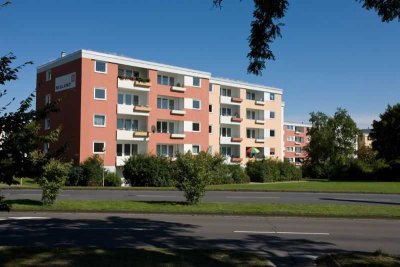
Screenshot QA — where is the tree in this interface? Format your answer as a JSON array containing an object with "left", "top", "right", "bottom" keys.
[
  {"left": 38, "top": 159, "right": 70, "bottom": 205},
  {"left": 370, "top": 103, "right": 400, "bottom": 161},
  {"left": 304, "top": 108, "right": 360, "bottom": 179},
  {"left": 213, "top": 0, "right": 400, "bottom": 75}
]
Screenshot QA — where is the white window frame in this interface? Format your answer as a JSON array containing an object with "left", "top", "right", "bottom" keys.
[
  {"left": 46, "top": 70, "right": 51, "bottom": 81},
  {"left": 192, "top": 122, "right": 201, "bottom": 132},
  {"left": 287, "top": 125, "right": 294, "bottom": 131},
  {"left": 287, "top": 136, "right": 295, "bottom": 141},
  {"left": 192, "top": 145, "right": 200, "bottom": 155},
  {"left": 93, "top": 141, "right": 106, "bottom": 154},
  {"left": 192, "top": 99, "right": 201, "bottom": 110},
  {"left": 286, "top": 146, "right": 294, "bottom": 152},
  {"left": 45, "top": 94, "right": 51, "bottom": 105},
  {"left": 94, "top": 61, "right": 107, "bottom": 74},
  {"left": 93, "top": 114, "right": 106, "bottom": 127},
  {"left": 192, "top": 77, "right": 201, "bottom": 87},
  {"left": 94, "top": 88, "right": 107, "bottom": 101}
]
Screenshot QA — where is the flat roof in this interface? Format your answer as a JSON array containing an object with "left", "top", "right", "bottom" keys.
[
  {"left": 210, "top": 77, "right": 282, "bottom": 94},
  {"left": 284, "top": 121, "right": 312, "bottom": 127}
]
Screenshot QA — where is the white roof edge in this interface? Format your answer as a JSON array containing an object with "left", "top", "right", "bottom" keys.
[
  {"left": 37, "top": 49, "right": 211, "bottom": 78},
  {"left": 284, "top": 121, "right": 312, "bottom": 127},
  {"left": 210, "top": 77, "right": 283, "bottom": 94}
]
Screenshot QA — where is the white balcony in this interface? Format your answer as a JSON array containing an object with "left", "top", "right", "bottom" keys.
[
  {"left": 255, "top": 138, "right": 265, "bottom": 143},
  {"left": 220, "top": 116, "right": 241, "bottom": 125},
  {"left": 170, "top": 109, "right": 186, "bottom": 115},
  {"left": 117, "top": 130, "right": 149, "bottom": 141},
  {"left": 170, "top": 133, "right": 185, "bottom": 139},
  {"left": 220, "top": 136, "right": 241, "bottom": 145},
  {"left": 255, "top": 119, "right": 265, "bottom": 125},
  {"left": 116, "top": 156, "right": 130, "bottom": 166},
  {"left": 171, "top": 86, "right": 186, "bottom": 92},
  {"left": 118, "top": 78, "right": 150, "bottom": 92},
  {"left": 117, "top": 104, "right": 150, "bottom": 116},
  {"left": 220, "top": 96, "right": 241, "bottom": 106},
  {"left": 255, "top": 100, "right": 265, "bottom": 106}
]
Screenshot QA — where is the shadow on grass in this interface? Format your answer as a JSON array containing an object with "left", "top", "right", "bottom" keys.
[{"left": 4, "top": 199, "right": 43, "bottom": 206}]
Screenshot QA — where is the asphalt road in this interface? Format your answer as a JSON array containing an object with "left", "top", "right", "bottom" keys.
[
  {"left": 1, "top": 212, "right": 399, "bottom": 266},
  {"left": 1, "top": 188, "right": 400, "bottom": 205}
]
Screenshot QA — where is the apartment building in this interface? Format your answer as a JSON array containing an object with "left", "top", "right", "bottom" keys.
[
  {"left": 36, "top": 50, "right": 284, "bottom": 176},
  {"left": 358, "top": 129, "right": 372, "bottom": 149},
  {"left": 283, "top": 122, "right": 311, "bottom": 166}
]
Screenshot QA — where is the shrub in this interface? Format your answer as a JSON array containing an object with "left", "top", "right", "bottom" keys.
[
  {"left": 0, "top": 195, "right": 11, "bottom": 212},
  {"left": 246, "top": 159, "right": 302, "bottom": 182},
  {"left": 66, "top": 166, "right": 84, "bottom": 186},
  {"left": 104, "top": 172, "right": 122, "bottom": 187},
  {"left": 81, "top": 155, "right": 104, "bottom": 186},
  {"left": 123, "top": 154, "right": 175, "bottom": 187},
  {"left": 38, "top": 160, "right": 70, "bottom": 205},
  {"left": 227, "top": 164, "right": 250, "bottom": 184},
  {"left": 175, "top": 152, "right": 211, "bottom": 204}
]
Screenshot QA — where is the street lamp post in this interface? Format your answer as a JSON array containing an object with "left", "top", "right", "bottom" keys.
[{"left": 102, "top": 147, "right": 106, "bottom": 187}]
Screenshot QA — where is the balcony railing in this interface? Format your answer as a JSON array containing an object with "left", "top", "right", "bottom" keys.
[
  {"left": 118, "top": 76, "right": 151, "bottom": 90},
  {"left": 231, "top": 137, "right": 243, "bottom": 143},
  {"left": 255, "top": 100, "right": 265, "bottom": 106},
  {"left": 170, "top": 133, "right": 185, "bottom": 139},
  {"left": 231, "top": 117, "right": 243, "bottom": 123},
  {"left": 255, "top": 119, "right": 265, "bottom": 125},
  {"left": 255, "top": 138, "right": 265, "bottom": 143},
  {"left": 133, "top": 105, "right": 151, "bottom": 113},
  {"left": 170, "top": 109, "right": 186, "bottom": 115},
  {"left": 171, "top": 85, "right": 186, "bottom": 92}
]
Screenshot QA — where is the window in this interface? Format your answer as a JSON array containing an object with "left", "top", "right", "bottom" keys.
[
  {"left": 124, "top": 120, "right": 132, "bottom": 131},
  {"left": 287, "top": 136, "right": 294, "bottom": 141},
  {"left": 124, "top": 144, "right": 131, "bottom": 156},
  {"left": 270, "top": 148, "right": 275, "bottom": 156},
  {"left": 118, "top": 94, "right": 124, "bottom": 104},
  {"left": 118, "top": 69, "right": 124, "bottom": 76},
  {"left": 287, "top": 125, "right": 294, "bottom": 130},
  {"left": 286, "top": 157, "right": 294, "bottom": 163},
  {"left": 157, "top": 121, "right": 175, "bottom": 133},
  {"left": 157, "top": 97, "right": 174, "bottom": 109},
  {"left": 46, "top": 70, "right": 51, "bottom": 81},
  {"left": 270, "top": 93, "right": 275, "bottom": 100},
  {"left": 193, "top": 77, "right": 200, "bottom": 87},
  {"left": 94, "top": 114, "right": 106, "bottom": 127},
  {"left": 246, "top": 91, "right": 255, "bottom": 100},
  {"left": 209, "top": 125, "right": 212, "bottom": 134},
  {"left": 125, "top": 94, "right": 132, "bottom": 105},
  {"left": 209, "top": 84, "right": 213, "bottom": 92},
  {"left": 117, "top": 119, "right": 124, "bottom": 130},
  {"left": 116, "top": 144, "right": 123, "bottom": 156},
  {"left": 270, "top": 130, "right": 275, "bottom": 137},
  {"left": 45, "top": 94, "right": 51, "bottom": 105},
  {"left": 220, "top": 146, "right": 232, "bottom": 157},
  {"left": 295, "top": 147, "right": 303, "bottom": 153},
  {"left": 295, "top": 126, "right": 305, "bottom": 133},
  {"left": 247, "top": 129, "right": 256, "bottom": 139},
  {"left": 95, "top": 61, "right": 107, "bottom": 73},
  {"left": 193, "top": 99, "right": 200, "bottom": 109},
  {"left": 221, "top": 127, "right": 231, "bottom": 137},
  {"left": 157, "top": 74, "right": 174, "bottom": 86},
  {"left": 192, "top": 122, "right": 200, "bottom": 132},
  {"left": 221, "top": 107, "right": 232, "bottom": 116},
  {"left": 270, "top": 111, "right": 275, "bottom": 119},
  {"left": 295, "top": 157, "right": 304, "bottom": 163},
  {"left": 286, "top": 147, "right": 294, "bottom": 152},
  {"left": 246, "top": 110, "right": 256, "bottom": 120},
  {"left": 93, "top": 142, "right": 105, "bottom": 153},
  {"left": 209, "top": 104, "right": 213, "bottom": 113},
  {"left": 44, "top": 143, "right": 49, "bottom": 154},
  {"left": 94, "top": 88, "right": 106, "bottom": 100},
  {"left": 221, "top": 88, "right": 232, "bottom": 97},
  {"left": 192, "top": 145, "right": 200, "bottom": 154},
  {"left": 295, "top": 136, "right": 304, "bottom": 143},
  {"left": 156, "top": 144, "right": 174, "bottom": 157},
  {"left": 44, "top": 117, "right": 50, "bottom": 130}
]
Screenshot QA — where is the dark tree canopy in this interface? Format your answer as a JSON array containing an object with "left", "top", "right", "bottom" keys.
[
  {"left": 214, "top": 0, "right": 400, "bottom": 75},
  {"left": 370, "top": 103, "right": 400, "bottom": 161}
]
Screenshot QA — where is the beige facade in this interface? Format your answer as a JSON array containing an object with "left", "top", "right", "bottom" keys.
[{"left": 210, "top": 78, "right": 284, "bottom": 165}]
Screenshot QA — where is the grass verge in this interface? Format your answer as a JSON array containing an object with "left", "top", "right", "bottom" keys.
[
  {"left": 0, "top": 246, "right": 270, "bottom": 267},
  {"left": 2, "top": 181, "right": 400, "bottom": 194},
  {"left": 316, "top": 251, "right": 400, "bottom": 267},
  {"left": 4, "top": 199, "right": 400, "bottom": 218}
]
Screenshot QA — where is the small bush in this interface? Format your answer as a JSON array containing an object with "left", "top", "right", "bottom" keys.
[
  {"left": 0, "top": 195, "right": 11, "bottom": 212},
  {"left": 123, "top": 155, "right": 175, "bottom": 187},
  {"left": 81, "top": 155, "right": 104, "bottom": 186},
  {"left": 175, "top": 152, "right": 211, "bottom": 204},
  {"left": 227, "top": 165, "right": 250, "bottom": 184},
  {"left": 246, "top": 159, "right": 302, "bottom": 182},
  {"left": 66, "top": 166, "right": 84, "bottom": 186},
  {"left": 38, "top": 160, "right": 70, "bottom": 205},
  {"left": 104, "top": 172, "right": 122, "bottom": 187}
]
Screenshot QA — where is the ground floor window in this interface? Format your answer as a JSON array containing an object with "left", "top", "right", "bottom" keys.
[
  {"left": 156, "top": 144, "right": 174, "bottom": 157},
  {"left": 116, "top": 143, "right": 138, "bottom": 157}
]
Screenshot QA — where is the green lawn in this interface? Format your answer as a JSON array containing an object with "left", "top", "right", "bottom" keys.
[
  {"left": 5, "top": 199, "right": 400, "bottom": 218},
  {"left": 0, "top": 247, "right": 270, "bottom": 267},
  {"left": 2, "top": 180, "right": 400, "bottom": 194},
  {"left": 317, "top": 251, "right": 400, "bottom": 267}
]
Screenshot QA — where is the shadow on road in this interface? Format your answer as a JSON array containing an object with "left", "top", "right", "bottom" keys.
[{"left": 320, "top": 197, "right": 400, "bottom": 206}]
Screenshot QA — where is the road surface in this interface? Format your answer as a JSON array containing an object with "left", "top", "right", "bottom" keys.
[{"left": 1, "top": 188, "right": 400, "bottom": 205}]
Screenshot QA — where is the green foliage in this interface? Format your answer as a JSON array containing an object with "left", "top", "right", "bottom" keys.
[
  {"left": 66, "top": 166, "right": 84, "bottom": 186},
  {"left": 81, "top": 155, "right": 104, "bottom": 186},
  {"left": 174, "top": 152, "right": 212, "bottom": 204},
  {"left": 246, "top": 159, "right": 302, "bottom": 182},
  {"left": 123, "top": 154, "right": 175, "bottom": 187},
  {"left": 104, "top": 172, "right": 122, "bottom": 187},
  {"left": 0, "top": 195, "right": 11, "bottom": 212},
  {"left": 38, "top": 159, "right": 70, "bottom": 205},
  {"left": 304, "top": 108, "right": 360, "bottom": 179},
  {"left": 227, "top": 164, "right": 250, "bottom": 184},
  {"left": 370, "top": 103, "right": 400, "bottom": 162},
  {"left": 357, "top": 145, "right": 378, "bottom": 164}
]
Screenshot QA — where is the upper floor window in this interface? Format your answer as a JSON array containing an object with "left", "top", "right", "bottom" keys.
[
  {"left": 220, "top": 146, "right": 232, "bottom": 157},
  {"left": 45, "top": 94, "right": 51, "bottom": 105},
  {"left": 193, "top": 99, "right": 201, "bottom": 109},
  {"left": 270, "top": 148, "right": 275, "bottom": 155},
  {"left": 287, "top": 136, "right": 294, "bottom": 142},
  {"left": 270, "top": 93, "right": 275, "bottom": 101},
  {"left": 221, "top": 88, "right": 232, "bottom": 97},
  {"left": 247, "top": 129, "right": 256, "bottom": 139},
  {"left": 116, "top": 143, "right": 138, "bottom": 157},
  {"left": 193, "top": 77, "right": 200, "bottom": 87},
  {"left": 192, "top": 122, "right": 200, "bottom": 132},
  {"left": 270, "top": 130, "right": 275, "bottom": 137},
  {"left": 93, "top": 114, "right": 106, "bottom": 127},
  {"left": 156, "top": 144, "right": 174, "bottom": 157},
  {"left": 221, "top": 107, "right": 232, "bottom": 116},
  {"left": 44, "top": 117, "right": 50, "bottom": 130},
  {"left": 93, "top": 142, "right": 105, "bottom": 154},
  {"left": 46, "top": 70, "right": 51, "bottom": 81},
  {"left": 95, "top": 61, "right": 107, "bottom": 73},
  {"left": 246, "top": 110, "right": 256, "bottom": 120},
  {"left": 295, "top": 136, "right": 304, "bottom": 143},
  {"left": 287, "top": 125, "right": 294, "bottom": 130},
  {"left": 94, "top": 88, "right": 106, "bottom": 100},
  {"left": 221, "top": 127, "right": 232, "bottom": 137},
  {"left": 209, "top": 84, "right": 213, "bottom": 92},
  {"left": 157, "top": 97, "right": 175, "bottom": 109},
  {"left": 157, "top": 75, "right": 174, "bottom": 86},
  {"left": 270, "top": 111, "right": 275, "bottom": 119},
  {"left": 157, "top": 121, "right": 175, "bottom": 133},
  {"left": 287, "top": 147, "right": 294, "bottom": 152},
  {"left": 246, "top": 91, "right": 255, "bottom": 100},
  {"left": 209, "top": 125, "right": 212, "bottom": 134}
]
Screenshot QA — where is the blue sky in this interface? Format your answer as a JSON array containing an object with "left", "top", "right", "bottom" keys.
[{"left": 1, "top": 0, "right": 399, "bottom": 128}]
